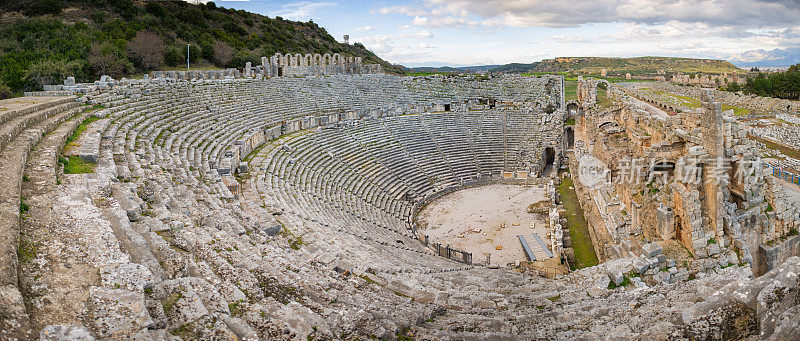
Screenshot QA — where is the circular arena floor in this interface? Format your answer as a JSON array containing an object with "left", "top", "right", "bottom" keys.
[{"left": 415, "top": 184, "right": 550, "bottom": 266}]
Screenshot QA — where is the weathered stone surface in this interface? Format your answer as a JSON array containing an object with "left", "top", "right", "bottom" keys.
[
  {"left": 39, "top": 324, "right": 95, "bottom": 341},
  {"left": 88, "top": 287, "right": 152, "bottom": 338},
  {"left": 641, "top": 242, "right": 663, "bottom": 258},
  {"left": 6, "top": 74, "right": 800, "bottom": 340}
]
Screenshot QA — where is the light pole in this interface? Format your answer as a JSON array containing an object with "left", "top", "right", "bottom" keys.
[{"left": 187, "top": 44, "right": 190, "bottom": 70}]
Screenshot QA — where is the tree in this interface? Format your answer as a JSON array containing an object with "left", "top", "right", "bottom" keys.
[
  {"left": 788, "top": 63, "right": 800, "bottom": 73},
  {"left": 164, "top": 47, "right": 182, "bottom": 67},
  {"left": 213, "top": 41, "right": 234, "bottom": 67},
  {"left": 128, "top": 31, "right": 164, "bottom": 70},
  {"left": 0, "top": 82, "right": 12, "bottom": 100},
  {"left": 89, "top": 42, "right": 124, "bottom": 77},
  {"left": 724, "top": 82, "right": 740, "bottom": 93},
  {"left": 188, "top": 44, "right": 201, "bottom": 63},
  {"left": 23, "top": 59, "right": 82, "bottom": 91},
  {"left": 145, "top": 2, "right": 165, "bottom": 17},
  {"left": 22, "top": 0, "right": 62, "bottom": 16}
]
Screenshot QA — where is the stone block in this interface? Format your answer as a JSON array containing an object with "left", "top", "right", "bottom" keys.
[
  {"left": 729, "top": 252, "right": 739, "bottom": 265},
  {"left": 633, "top": 257, "right": 650, "bottom": 275},
  {"left": 688, "top": 145, "right": 705, "bottom": 156},
  {"left": 642, "top": 242, "right": 663, "bottom": 258},
  {"left": 607, "top": 268, "right": 624, "bottom": 286},
  {"left": 707, "top": 243, "right": 720, "bottom": 256},
  {"left": 88, "top": 288, "right": 152, "bottom": 338},
  {"left": 653, "top": 270, "right": 670, "bottom": 283},
  {"left": 39, "top": 325, "right": 94, "bottom": 341},
  {"left": 647, "top": 257, "right": 659, "bottom": 269}
]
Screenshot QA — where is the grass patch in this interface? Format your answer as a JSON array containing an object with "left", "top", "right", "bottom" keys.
[
  {"left": 228, "top": 300, "right": 245, "bottom": 317},
  {"left": 242, "top": 142, "right": 268, "bottom": 163},
  {"left": 60, "top": 156, "right": 95, "bottom": 174},
  {"left": 557, "top": 173, "right": 599, "bottom": 269},
  {"left": 169, "top": 323, "right": 196, "bottom": 339},
  {"left": 19, "top": 197, "right": 29, "bottom": 214},
  {"left": 749, "top": 134, "right": 800, "bottom": 160},
  {"left": 65, "top": 115, "right": 100, "bottom": 149},
  {"left": 564, "top": 79, "right": 577, "bottom": 101},
  {"left": 278, "top": 221, "right": 305, "bottom": 250},
  {"left": 17, "top": 238, "right": 37, "bottom": 264},
  {"left": 162, "top": 292, "right": 183, "bottom": 315},
  {"left": 359, "top": 274, "right": 384, "bottom": 287},
  {"left": 596, "top": 86, "right": 613, "bottom": 109},
  {"left": 607, "top": 273, "right": 636, "bottom": 289}
]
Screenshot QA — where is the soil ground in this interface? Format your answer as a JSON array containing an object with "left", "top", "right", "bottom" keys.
[{"left": 416, "top": 184, "right": 550, "bottom": 266}]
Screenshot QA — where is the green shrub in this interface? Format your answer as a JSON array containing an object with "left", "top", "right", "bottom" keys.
[
  {"left": 188, "top": 44, "right": 201, "bottom": 63},
  {"left": 62, "top": 156, "right": 96, "bottom": 174},
  {"left": 0, "top": 82, "right": 12, "bottom": 100},
  {"left": 164, "top": 47, "right": 183, "bottom": 67},
  {"left": 23, "top": 59, "right": 83, "bottom": 91},
  {"left": 145, "top": 2, "right": 165, "bottom": 17},
  {"left": 22, "top": 0, "right": 63, "bottom": 16},
  {"left": 0, "top": 0, "right": 403, "bottom": 94}
]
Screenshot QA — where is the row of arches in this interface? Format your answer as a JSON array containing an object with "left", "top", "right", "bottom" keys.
[
  {"left": 268, "top": 53, "right": 362, "bottom": 68},
  {"left": 639, "top": 96, "right": 678, "bottom": 113}
]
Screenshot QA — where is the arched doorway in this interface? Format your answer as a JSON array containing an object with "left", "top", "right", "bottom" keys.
[
  {"left": 565, "top": 127, "right": 574, "bottom": 148},
  {"left": 566, "top": 102, "right": 579, "bottom": 117},
  {"left": 541, "top": 147, "right": 555, "bottom": 177}
]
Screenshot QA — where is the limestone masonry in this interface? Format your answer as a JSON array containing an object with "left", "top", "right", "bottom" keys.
[{"left": 0, "top": 66, "right": 798, "bottom": 340}]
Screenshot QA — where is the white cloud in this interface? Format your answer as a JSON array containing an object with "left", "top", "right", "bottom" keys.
[
  {"left": 375, "top": 5, "right": 428, "bottom": 16},
  {"left": 376, "top": 0, "right": 800, "bottom": 30},
  {"left": 365, "top": 0, "right": 800, "bottom": 66},
  {"left": 353, "top": 30, "right": 436, "bottom": 61},
  {"left": 412, "top": 16, "right": 478, "bottom": 28},
  {"left": 270, "top": 2, "right": 338, "bottom": 21},
  {"left": 356, "top": 26, "right": 373, "bottom": 31}
]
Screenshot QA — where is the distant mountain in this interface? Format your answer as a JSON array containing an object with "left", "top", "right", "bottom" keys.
[
  {"left": 403, "top": 57, "right": 742, "bottom": 76},
  {"left": 400, "top": 62, "right": 492, "bottom": 68},
  {"left": 728, "top": 47, "right": 800, "bottom": 69},
  {"left": 489, "top": 63, "right": 540, "bottom": 73},
  {"left": 403, "top": 65, "right": 501, "bottom": 74},
  {"left": 532, "top": 57, "right": 742, "bottom": 74}
]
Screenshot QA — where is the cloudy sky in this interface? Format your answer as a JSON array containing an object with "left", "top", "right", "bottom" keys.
[{"left": 212, "top": 0, "right": 800, "bottom": 66}]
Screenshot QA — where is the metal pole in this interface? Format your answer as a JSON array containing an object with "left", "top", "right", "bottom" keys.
[{"left": 187, "top": 44, "right": 190, "bottom": 70}]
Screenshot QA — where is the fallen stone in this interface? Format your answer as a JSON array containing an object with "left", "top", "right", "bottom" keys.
[
  {"left": 641, "top": 242, "right": 663, "bottom": 258},
  {"left": 39, "top": 325, "right": 95, "bottom": 341}
]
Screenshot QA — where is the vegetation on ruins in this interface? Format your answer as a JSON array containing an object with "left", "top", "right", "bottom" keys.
[
  {"left": 0, "top": 0, "right": 402, "bottom": 95},
  {"left": 60, "top": 156, "right": 95, "bottom": 174},
  {"left": 556, "top": 173, "right": 599, "bottom": 269},
  {"left": 739, "top": 63, "right": 800, "bottom": 100}
]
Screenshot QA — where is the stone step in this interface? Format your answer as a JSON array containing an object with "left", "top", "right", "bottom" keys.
[
  {"left": 23, "top": 112, "right": 91, "bottom": 198},
  {"left": 0, "top": 96, "right": 75, "bottom": 127},
  {"left": 0, "top": 102, "right": 81, "bottom": 153},
  {"left": 0, "top": 104, "right": 85, "bottom": 340}
]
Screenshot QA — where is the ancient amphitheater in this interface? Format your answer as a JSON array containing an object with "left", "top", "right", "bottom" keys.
[{"left": 0, "top": 66, "right": 798, "bottom": 341}]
